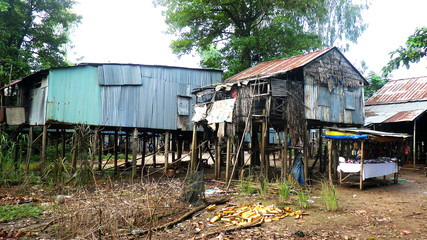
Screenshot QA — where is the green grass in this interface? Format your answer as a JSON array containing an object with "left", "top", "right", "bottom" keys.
[
  {"left": 296, "top": 188, "right": 309, "bottom": 209},
  {"left": 321, "top": 181, "right": 338, "bottom": 211},
  {"left": 278, "top": 180, "right": 290, "bottom": 202},
  {"left": 239, "top": 169, "right": 257, "bottom": 195},
  {"left": 0, "top": 204, "right": 48, "bottom": 221}
]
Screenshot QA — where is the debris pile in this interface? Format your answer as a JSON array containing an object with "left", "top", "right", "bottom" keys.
[{"left": 208, "top": 204, "right": 307, "bottom": 227}]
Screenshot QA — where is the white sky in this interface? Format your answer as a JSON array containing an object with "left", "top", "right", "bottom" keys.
[{"left": 69, "top": 0, "right": 427, "bottom": 79}]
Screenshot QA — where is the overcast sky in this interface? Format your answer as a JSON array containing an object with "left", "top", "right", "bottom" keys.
[{"left": 69, "top": 0, "right": 427, "bottom": 79}]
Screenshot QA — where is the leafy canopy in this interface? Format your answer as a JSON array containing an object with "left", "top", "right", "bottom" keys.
[
  {"left": 0, "top": 0, "right": 81, "bottom": 85},
  {"left": 364, "top": 71, "right": 389, "bottom": 101},
  {"left": 155, "top": 0, "right": 367, "bottom": 78},
  {"left": 382, "top": 27, "right": 427, "bottom": 76}
]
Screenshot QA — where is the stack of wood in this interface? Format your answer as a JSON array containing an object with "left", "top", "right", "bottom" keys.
[{"left": 208, "top": 204, "right": 307, "bottom": 227}]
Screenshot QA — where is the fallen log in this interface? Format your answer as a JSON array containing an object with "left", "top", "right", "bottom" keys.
[
  {"left": 134, "top": 196, "right": 231, "bottom": 237},
  {"left": 194, "top": 219, "right": 263, "bottom": 240}
]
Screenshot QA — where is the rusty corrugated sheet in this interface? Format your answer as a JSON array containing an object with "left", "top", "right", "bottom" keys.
[
  {"left": 366, "top": 76, "right": 427, "bottom": 105},
  {"left": 384, "top": 109, "right": 426, "bottom": 123},
  {"left": 226, "top": 47, "right": 334, "bottom": 82},
  {"left": 365, "top": 101, "right": 427, "bottom": 125}
]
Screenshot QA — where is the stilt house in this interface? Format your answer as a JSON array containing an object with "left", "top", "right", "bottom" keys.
[
  {"left": 191, "top": 47, "right": 368, "bottom": 182},
  {"left": 0, "top": 63, "right": 222, "bottom": 174}
]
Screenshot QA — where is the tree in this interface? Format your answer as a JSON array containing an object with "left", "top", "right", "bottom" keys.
[
  {"left": 0, "top": 0, "right": 81, "bottom": 85},
  {"left": 155, "top": 0, "right": 367, "bottom": 78},
  {"left": 364, "top": 71, "right": 388, "bottom": 101},
  {"left": 382, "top": 27, "right": 427, "bottom": 76}
]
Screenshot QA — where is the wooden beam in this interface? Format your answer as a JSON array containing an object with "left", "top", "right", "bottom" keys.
[
  {"left": 98, "top": 132, "right": 103, "bottom": 171},
  {"left": 125, "top": 131, "right": 129, "bottom": 168},
  {"left": 152, "top": 135, "right": 157, "bottom": 167},
  {"left": 303, "top": 121, "right": 308, "bottom": 184},
  {"left": 328, "top": 139, "right": 332, "bottom": 184},
  {"left": 140, "top": 134, "right": 146, "bottom": 177},
  {"left": 62, "top": 128, "right": 66, "bottom": 161},
  {"left": 40, "top": 125, "right": 47, "bottom": 174},
  {"left": 91, "top": 128, "right": 98, "bottom": 169},
  {"left": 261, "top": 118, "right": 267, "bottom": 179},
  {"left": 114, "top": 129, "right": 118, "bottom": 174},
  {"left": 413, "top": 120, "right": 416, "bottom": 168},
  {"left": 190, "top": 123, "right": 198, "bottom": 173},
  {"left": 225, "top": 136, "right": 232, "bottom": 183},
  {"left": 71, "top": 129, "right": 77, "bottom": 174},
  {"left": 215, "top": 136, "right": 220, "bottom": 179},
  {"left": 164, "top": 131, "right": 170, "bottom": 173},
  {"left": 132, "top": 128, "right": 138, "bottom": 178},
  {"left": 282, "top": 126, "right": 288, "bottom": 181},
  {"left": 360, "top": 140, "right": 364, "bottom": 190}
]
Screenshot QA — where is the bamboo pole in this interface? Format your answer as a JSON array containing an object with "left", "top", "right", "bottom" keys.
[{"left": 132, "top": 128, "right": 138, "bottom": 178}]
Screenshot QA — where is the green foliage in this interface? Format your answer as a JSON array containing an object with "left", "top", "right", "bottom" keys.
[
  {"left": 0, "top": 204, "right": 48, "bottom": 221},
  {"left": 278, "top": 180, "right": 290, "bottom": 202},
  {"left": 155, "top": 0, "right": 367, "bottom": 77},
  {"left": 383, "top": 27, "right": 427, "bottom": 76},
  {"left": 296, "top": 188, "right": 309, "bottom": 209},
  {"left": 364, "top": 71, "right": 389, "bottom": 100},
  {"left": 239, "top": 168, "right": 256, "bottom": 195},
  {"left": 321, "top": 181, "right": 338, "bottom": 211},
  {"left": 259, "top": 177, "right": 268, "bottom": 198},
  {"left": 0, "top": 0, "right": 81, "bottom": 85}
]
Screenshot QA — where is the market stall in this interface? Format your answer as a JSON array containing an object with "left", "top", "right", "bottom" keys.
[{"left": 323, "top": 128, "right": 410, "bottom": 190}]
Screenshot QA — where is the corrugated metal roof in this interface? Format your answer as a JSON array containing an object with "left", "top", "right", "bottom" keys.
[
  {"left": 384, "top": 109, "right": 426, "bottom": 123},
  {"left": 365, "top": 101, "right": 427, "bottom": 125},
  {"left": 226, "top": 47, "right": 335, "bottom": 82},
  {"left": 327, "top": 127, "right": 410, "bottom": 138},
  {"left": 366, "top": 76, "right": 427, "bottom": 105}
]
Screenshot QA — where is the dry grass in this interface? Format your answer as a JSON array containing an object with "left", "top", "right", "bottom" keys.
[{"left": 54, "top": 179, "right": 189, "bottom": 239}]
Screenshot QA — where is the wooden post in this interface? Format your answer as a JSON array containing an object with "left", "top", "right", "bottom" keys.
[
  {"left": 261, "top": 118, "right": 267, "bottom": 179},
  {"left": 332, "top": 140, "right": 338, "bottom": 179},
  {"left": 225, "top": 136, "right": 232, "bottom": 183},
  {"left": 62, "top": 128, "right": 66, "bottom": 161},
  {"left": 14, "top": 138, "right": 19, "bottom": 170},
  {"left": 91, "top": 128, "right": 98, "bottom": 169},
  {"left": 114, "top": 129, "right": 118, "bottom": 174},
  {"left": 140, "top": 134, "right": 146, "bottom": 174},
  {"left": 98, "top": 132, "right": 103, "bottom": 171},
  {"left": 177, "top": 134, "right": 182, "bottom": 161},
  {"left": 282, "top": 126, "right": 288, "bottom": 181},
  {"left": 25, "top": 127, "right": 33, "bottom": 174},
  {"left": 164, "top": 131, "right": 170, "bottom": 173},
  {"left": 328, "top": 139, "right": 332, "bottom": 184},
  {"left": 303, "top": 122, "right": 308, "bottom": 184},
  {"left": 190, "top": 123, "right": 198, "bottom": 173},
  {"left": 125, "top": 131, "right": 129, "bottom": 168},
  {"left": 215, "top": 136, "right": 221, "bottom": 179},
  {"left": 250, "top": 123, "right": 260, "bottom": 166},
  {"left": 171, "top": 132, "right": 176, "bottom": 163},
  {"left": 318, "top": 128, "right": 323, "bottom": 172},
  {"left": 360, "top": 140, "right": 364, "bottom": 190},
  {"left": 413, "top": 120, "right": 417, "bottom": 168},
  {"left": 71, "top": 129, "right": 78, "bottom": 174},
  {"left": 40, "top": 125, "right": 47, "bottom": 174},
  {"left": 152, "top": 135, "right": 157, "bottom": 167},
  {"left": 132, "top": 128, "right": 138, "bottom": 178}
]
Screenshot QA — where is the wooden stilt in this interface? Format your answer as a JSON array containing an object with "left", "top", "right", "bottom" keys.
[
  {"left": 250, "top": 123, "right": 260, "bottom": 166},
  {"left": 125, "top": 131, "right": 129, "bottom": 168},
  {"left": 141, "top": 134, "right": 146, "bottom": 174},
  {"left": 132, "top": 128, "right": 138, "bottom": 178},
  {"left": 177, "top": 134, "right": 182, "bottom": 161},
  {"left": 152, "top": 135, "right": 157, "bottom": 168},
  {"left": 26, "top": 126, "right": 33, "bottom": 174},
  {"left": 40, "top": 125, "right": 47, "bottom": 174},
  {"left": 215, "top": 136, "right": 220, "bottom": 179},
  {"left": 164, "top": 131, "right": 170, "bottom": 173},
  {"left": 413, "top": 120, "right": 417, "bottom": 168},
  {"left": 318, "top": 128, "right": 323, "bottom": 172},
  {"left": 114, "top": 129, "right": 118, "bottom": 174},
  {"left": 328, "top": 139, "right": 332, "bottom": 184},
  {"left": 261, "top": 118, "right": 267, "bottom": 179},
  {"left": 171, "top": 132, "right": 176, "bottom": 163},
  {"left": 282, "top": 126, "right": 288, "bottom": 181},
  {"left": 71, "top": 129, "right": 77, "bottom": 174},
  {"left": 303, "top": 121, "right": 308, "bottom": 184},
  {"left": 226, "top": 136, "right": 232, "bottom": 183},
  {"left": 332, "top": 141, "right": 337, "bottom": 179},
  {"left": 62, "top": 128, "right": 66, "bottom": 161},
  {"left": 14, "top": 137, "right": 19, "bottom": 170},
  {"left": 98, "top": 132, "right": 103, "bottom": 171},
  {"left": 91, "top": 128, "right": 98, "bottom": 169},
  {"left": 360, "top": 140, "right": 364, "bottom": 190},
  {"left": 190, "top": 123, "right": 198, "bottom": 173}
]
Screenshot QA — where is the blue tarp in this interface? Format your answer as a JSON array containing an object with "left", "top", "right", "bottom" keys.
[{"left": 322, "top": 134, "right": 367, "bottom": 140}]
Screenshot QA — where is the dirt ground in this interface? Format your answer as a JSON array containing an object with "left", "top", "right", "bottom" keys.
[{"left": 0, "top": 166, "right": 426, "bottom": 240}]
